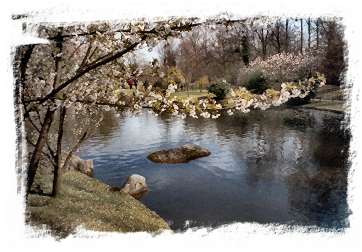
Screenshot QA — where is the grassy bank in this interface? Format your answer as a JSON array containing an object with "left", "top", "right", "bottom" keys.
[
  {"left": 171, "top": 89, "right": 210, "bottom": 100},
  {"left": 27, "top": 171, "right": 170, "bottom": 237},
  {"left": 299, "top": 99, "right": 345, "bottom": 114},
  {"left": 298, "top": 85, "right": 347, "bottom": 114}
]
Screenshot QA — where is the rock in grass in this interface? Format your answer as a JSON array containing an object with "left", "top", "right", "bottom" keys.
[
  {"left": 66, "top": 155, "right": 94, "bottom": 177},
  {"left": 147, "top": 144, "right": 211, "bottom": 163},
  {"left": 121, "top": 174, "right": 149, "bottom": 200},
  {"left": 27, "top": 171, "right": 169, "bottom": 237}
]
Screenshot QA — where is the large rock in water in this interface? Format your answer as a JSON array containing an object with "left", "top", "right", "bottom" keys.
[
  {"left": 121, "top": 174, "right": 149, "bottom": 200},
  {"left": 147, "top": 144, "right": 211, "bottom": 163}
]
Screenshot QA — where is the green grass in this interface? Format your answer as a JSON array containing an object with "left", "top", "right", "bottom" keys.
[{"left": 171, "top": 89, "right": 212, "bottom": 100}]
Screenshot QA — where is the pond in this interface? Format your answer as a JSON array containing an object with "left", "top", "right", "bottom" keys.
[{"left": 79, "top": 108, "right": 350, "bottom": 231}]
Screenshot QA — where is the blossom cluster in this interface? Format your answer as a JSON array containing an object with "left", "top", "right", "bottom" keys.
[
  {"left": 23, "top": 19, "right": 326, "bottom": 151},
  {"left": 142, "top": 73, "right": 325, "bottom": 119},
  {"left": 241, "top": 52, "right": 322, "bottom": 83}
]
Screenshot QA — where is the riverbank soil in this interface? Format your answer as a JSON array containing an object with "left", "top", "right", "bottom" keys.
[{"left": 26, "top": 171, "right": 169, "bottom": 238}]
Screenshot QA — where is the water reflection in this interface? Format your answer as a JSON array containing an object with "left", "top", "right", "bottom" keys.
[{"left": 79, "top": 108, "right": 350, "bottom": 230}]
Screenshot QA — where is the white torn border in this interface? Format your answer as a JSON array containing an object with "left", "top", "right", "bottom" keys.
[{"left": 0, "top": 0, "right": 361, "bottom": 251}]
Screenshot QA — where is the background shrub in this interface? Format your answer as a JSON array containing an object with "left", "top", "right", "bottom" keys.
[
  {"left": 245, "top": 72, "right": 268, "bottom": 94},
  {"left": 207, "top": 80, "right": 231, "bottom": 100}
]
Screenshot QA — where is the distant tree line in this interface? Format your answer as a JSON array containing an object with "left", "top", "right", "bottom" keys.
[{"left": 156, "top": 17, "right": 346, "bottom": 87}]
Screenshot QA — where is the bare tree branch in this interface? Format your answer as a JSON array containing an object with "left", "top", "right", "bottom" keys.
[
  {"left": 26, "top": 135, "right": 56, "bottom": 167},
  {"left": 27, "top": 115, "right": 56, "bottom": 159},
  {"left": 62, "top": 131, "right": 89, "bottom": 171},
  {"left": 77, "top": 40, "right": 94, "bottom": 71}
]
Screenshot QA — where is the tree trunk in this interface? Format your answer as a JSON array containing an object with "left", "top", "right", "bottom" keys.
[
  {"left": 285, "top": 19, "right": 289, "bottom": 52},
  {"left": 26, "top": 108, "right": 55, "bottom": 195},
  {"left": 258, "top": 28, "right": 268, "bottom": 59},
  {"left": 51, "top": 30, "right": 65, "bottom": 197},
  {"left": 241, "top": 34, "right": 250, "bottom": 66},
  {"left": 307, "top": 18, "right": 311, "bottom": 50},
  {"left": 316, "top": 19, "right": 320, "bottom": 49},
  {"left": 52, "top": 30, "right": 64, "bottom": 89},
  {"left": 14, "top": 45, "right": 35, "bottom": 189},
  {"left": 300, "top": 19, "right": 303, "bottom": 54},
  {"left": 275, "top": 22, "right": 281, "bottom": 53},
  {"left": 51, "top": 107, "right": 66, "bottom": 196}
]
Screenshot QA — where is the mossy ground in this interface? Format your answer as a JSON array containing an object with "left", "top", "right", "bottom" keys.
[{"left": 26, "top": 171, "right": 169, "bottom": 238}]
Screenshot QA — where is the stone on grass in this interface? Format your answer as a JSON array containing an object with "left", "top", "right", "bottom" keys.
[
  {"left": 66, "top": 155, "right": 94, "bottom": 177},
  {"left": 121, "top": 174, "right": 148, "bottom": 200}
]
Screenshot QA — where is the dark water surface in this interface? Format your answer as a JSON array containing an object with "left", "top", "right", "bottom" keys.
[{"left": 79, "top": 108, "right": 350, "bottom": 230}]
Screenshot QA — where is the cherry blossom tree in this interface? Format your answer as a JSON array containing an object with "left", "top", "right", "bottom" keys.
[
  {"left": 15, "top": 17, "right": 326, "bottom": 197},
  {"left": 243, "top": 51, "right": 323, "bottom": 83}
]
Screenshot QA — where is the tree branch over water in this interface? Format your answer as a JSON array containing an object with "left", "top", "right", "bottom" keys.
[{"left": 18, "top": 16, "right": 336, "bottom": 198}]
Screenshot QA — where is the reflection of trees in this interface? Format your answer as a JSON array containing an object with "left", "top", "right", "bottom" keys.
[
  {"left": 286, "top": 114, "right": 349, "bottom": 228},
  {"left": 158, "top": 113, "right": 176, "bottom": 142},
  {"left": 286, "top": 166, "right": 348, "bottom": 227},
  {"left": 282, "top": 110, "right": 313, "bottom": 132},
  {"left": 234, "top": 109, "right": 308, "bottom": 187},
  {"left": 96, "top": 111, "right": 120, "bottom": 138},
  {"left": 60, "top": 108, "right": 118, "bottom": 147},
  {"left": 312, "top": 115, "right": 350, "bottom": 167}
]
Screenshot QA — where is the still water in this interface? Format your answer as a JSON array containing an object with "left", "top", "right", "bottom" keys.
[{"left": 79, "top": 108, "right": 350, "bottom": 230}]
